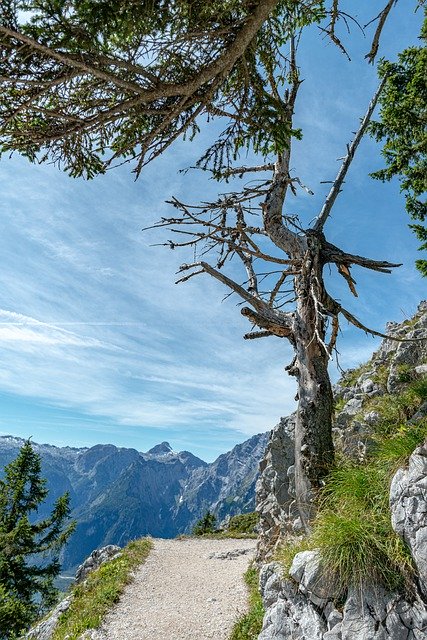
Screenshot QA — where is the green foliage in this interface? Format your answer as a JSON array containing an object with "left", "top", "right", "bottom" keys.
[
  {"left": 333, "top": 397, "right": 346, "bottom": 414},
  {"left": 370, "top": 11, "right": 427, "bottom": 275},
  {"left": 192, "top": 510, "right": 217, "bottom": 536},
  {"left": 339, "top": 363, "right": 370, "bottom": 388},
  {"left": 0, "top": 584, "right": 33, "bottom": 640},
  {"left": 52, "top": 538, "right": 152, "bottom": 640},
  {"left": 395, "top": 363, "right": 415, "bottom": 384},
  {"left": 0, "top": 1, "right": 327, "bottom": 177},
  {"left": 0, "top": 441, "right": 75, "bottom": 639},
  {"left": 373, "top": 418, "right": 427, "bottom": 469},
  {"left": 275, "top": 537, "right": 312, "bottom": 574},
  {"left": 228, "top": 512, "right": 259, "bottom": 534},
  {"left": 229, "top": 565, "right": 264, "bottom": 640},
  {"left": 365, "top": 377, "right": 427, "bottom": 437},
  {"left": 371, "top": 364, "right": 390, "bottom": 389}
]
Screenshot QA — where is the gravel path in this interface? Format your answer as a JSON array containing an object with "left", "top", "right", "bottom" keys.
[{"left": 95, "top": 538, "right": 256, "bottom": 640}]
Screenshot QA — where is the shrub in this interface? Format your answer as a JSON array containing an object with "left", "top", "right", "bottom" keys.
[
  {"left": 228, "top": 512, "right": 259, "bottom": 534},
  {"left": 192, "top": 511, "right": 217, "bottom": 535},
  {"left": 311, "top": 462, "right": 413, "bottom": 596}
]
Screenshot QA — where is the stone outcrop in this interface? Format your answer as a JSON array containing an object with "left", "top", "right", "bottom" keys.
[
  {"left": 255, "top": 416, "right": 295, "bottom": 561},
  {"left": 24, "top": 597, "right": 73, "bottom": 640},
  {"left": 259, "top": 535, "right": 427, "bottom": 640},
  {"left": 256, "top": 301, "right": 427, "bottom": 639},
  {"left": 256, "top": 301, "right": 427, "bottom": 559},
  {"left": 75, "top": 545, "right": 122, "bottom": 584},
  {"left": 390, "top": 440, "right": 427, "bottom": 599},
  {"left": 23, "top": 545, "right": 122, "bottom": 640},
  {"left": 333, "top": 301, "right": 427, "bottom": 461}
]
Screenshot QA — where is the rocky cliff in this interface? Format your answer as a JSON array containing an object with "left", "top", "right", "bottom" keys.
[{"left": 256, "top": 301, "right": 427, "bottom": 639}]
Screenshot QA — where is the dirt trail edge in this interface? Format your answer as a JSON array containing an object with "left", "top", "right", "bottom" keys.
[{"left": 93, "top": 537, "right": 256, "bottom": 640}]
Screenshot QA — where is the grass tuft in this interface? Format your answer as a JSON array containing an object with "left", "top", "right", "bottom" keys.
[
  {"left": 52, "top": 538, "right": 152, "bottom": 640},
  {"left": 229, "top": 565, "right": 264, "bottom": 640},
  {"left": 363, "top": 377, "right": 427, "bottom": 437},
  {"left": 277, "top": 397, "right": 427, "bottom": 597}
]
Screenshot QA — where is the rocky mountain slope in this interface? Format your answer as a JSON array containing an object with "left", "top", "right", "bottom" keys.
[
  {"left": 0, "top": 431, "right": 268, "bottom": 571},
  {"left": 256, "top": 300, "right": 427, "bottom": 639}
]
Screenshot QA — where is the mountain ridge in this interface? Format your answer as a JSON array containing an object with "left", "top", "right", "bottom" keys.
[{"left": 0, "top": 430, "right": 269, "bottom": 571}]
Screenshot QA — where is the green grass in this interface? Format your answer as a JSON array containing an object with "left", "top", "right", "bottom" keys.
[
  {"left": 228, "top": 512, "right": 259, "bottom": 534},
  {"left": 362, "top": 376, "right": 427, "bottom": 437},
  {"left": 277, "top": 407, "right": 427, "bottom": 597},
  {"left": 52, "top": 538, "right": 152, "bottom": 640},
  {"left": 373, "top": 418, "right": 427, "bottom": 469},
  {"left": 310, "top": 462, "right": 413, "bottom": 595},
  {"left": 229, "top": 565, "right": 264, "bottom": 640},
  {"left": 340, "top": 363, "right": 370, "bottom": 388},
  {"left": 177, "top": 531, "right": 258, "bottom": 540}
]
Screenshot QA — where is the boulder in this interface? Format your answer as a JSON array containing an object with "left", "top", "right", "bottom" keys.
[{"left": 390, "top": 440, "right": 427, "bottom": 597}]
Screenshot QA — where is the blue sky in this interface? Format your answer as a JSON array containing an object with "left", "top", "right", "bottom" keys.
[{"left": 0, "top": 2, "right": 425, "bottom": 461}]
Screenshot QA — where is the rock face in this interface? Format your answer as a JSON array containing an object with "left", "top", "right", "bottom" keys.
[
  {"left": 24, "top": 545, "right": 123, "bottom": 640},
  {"left": 390, "top": 440, "right": 427, "bottom": 599},
  {"left": 0, "top": 432, "right": 268, "bottom": 572},
  {"left": 75, "top": 545, "right": 122, "bottom": 584},
  {"left": 256, "top": 301, "right": 427, "bottom": 640},
  {"left": 256, "top": 300, "right": 427, "bottom": 557},
  {"left": 259, "top": 541, "right": 427, "bottom": 640},
  {"left": 256, "top": 416, "right": 295, "bottom": 561},
  {"left": 333, "top": 300, "right": 427, "bottom": 461}
]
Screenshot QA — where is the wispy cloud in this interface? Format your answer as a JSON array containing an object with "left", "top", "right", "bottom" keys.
[{"left": 0, "top": 5, "right": 424, "bottom": 458}]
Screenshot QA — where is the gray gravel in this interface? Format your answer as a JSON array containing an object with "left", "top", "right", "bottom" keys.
[{"left": 91, "top": 537, "right": 256, "bottom": 640}]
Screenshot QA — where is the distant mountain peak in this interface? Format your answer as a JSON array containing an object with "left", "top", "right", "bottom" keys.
[{"left": 146, "top": 441, "right": 173, "bottom": 456}]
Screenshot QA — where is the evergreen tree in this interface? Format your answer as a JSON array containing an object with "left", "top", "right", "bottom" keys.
[
  {"left": 0, "top": 441, "right": 75, "bottom": 639},
  {"left": 192, "top": 511, "right": 217, "bottom": 536},
  {"left": 370, "top": 10, "right": 427, "bottom": 276}
]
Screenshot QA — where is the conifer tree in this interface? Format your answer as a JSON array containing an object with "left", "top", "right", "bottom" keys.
[
  {"left": 0, "top": 441, "right": 75, "bottom": 639},
  {"left": 370, "top": 10, "right": 427, "bottom": 276},
  {"left": 192, "top": 511, "right": 217, "bottom": 536}
]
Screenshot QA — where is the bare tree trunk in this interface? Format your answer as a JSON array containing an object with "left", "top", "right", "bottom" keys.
[{"left": 292, "top": 240, "right": 334, "bottom": 531}]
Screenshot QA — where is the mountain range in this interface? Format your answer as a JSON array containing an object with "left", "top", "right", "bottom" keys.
[{"left": 0, "top": 432, "right": 268, "bottom": 571}]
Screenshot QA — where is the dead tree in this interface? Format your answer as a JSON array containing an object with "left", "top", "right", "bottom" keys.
[
  {"left": 148, "top": 58, "right": 400, "bottom": 528},
  {"left": 0, "top": 1, "right": 409, "bottom": 528}
]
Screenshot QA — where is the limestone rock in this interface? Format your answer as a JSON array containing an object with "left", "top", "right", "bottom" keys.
[
  {"left": 75, "top": 545, "right": 122, "bottom": 584},
  {"left": 290, "top": 550, "right": 337, "bottom": 607},
  {"left": 208, "top": 547, "right": 255, "bottom": 560},
  {"left": 258, "top": 563, "right": 427, "bottom": 640},
  {"left": 390, "top": 440, "right": 427, "bottom": 597},
  {"left": 24, "top": 597, "right": 73, "bottom": 640},
  {"left": 256, "top": 302, "right": 427, "bottom": 639},
  {"left": 258, "top": 562, "right": 326, "bottom": 640},
  {"left": 255, "top": 416, "right": 296, "bottom": 561}
]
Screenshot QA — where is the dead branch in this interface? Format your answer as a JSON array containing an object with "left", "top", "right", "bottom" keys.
[
  {"left": 241, "top": 307, "right": 294, "bottom": 339},
  {"left": 243, "top": 330, "right": 274, "bottom": 340},
  {"left": 365, "top": 0, "right": 397, "bottom": 64},
  {"left": 314, "top": 75, "right": 388, "bottom": 232}
]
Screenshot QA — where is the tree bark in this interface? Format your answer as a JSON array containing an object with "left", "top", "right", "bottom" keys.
[{"left": 292, "top": 236, "right": 334, "bottom": 531}]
